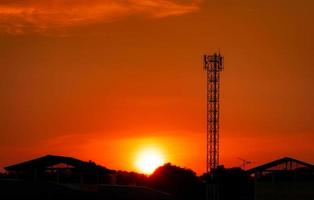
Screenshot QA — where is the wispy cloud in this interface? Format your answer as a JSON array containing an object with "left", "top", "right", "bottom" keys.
[{"left": 0, "top": 0, "right": 201, "bottom": 34}]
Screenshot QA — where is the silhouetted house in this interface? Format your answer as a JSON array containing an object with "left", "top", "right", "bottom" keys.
[
  {"left": 5, "top": 155, "right": 114, "bottom": 185},
  {"left": 247, "top": 157, "right": 314, "bottom": 200}
]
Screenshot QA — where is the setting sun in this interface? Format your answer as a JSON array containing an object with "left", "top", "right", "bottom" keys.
[{"left": 135, "top": 148, "right": 165, "bottom": 174}]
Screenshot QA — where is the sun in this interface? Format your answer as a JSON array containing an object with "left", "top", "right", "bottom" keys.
[{"left": 135, "top": 148, "right": 165, "bottom": 174}]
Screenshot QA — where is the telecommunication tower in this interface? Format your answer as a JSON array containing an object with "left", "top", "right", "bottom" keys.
[{"left": 204, "top": 53, "right": 224, "bottom": 173}]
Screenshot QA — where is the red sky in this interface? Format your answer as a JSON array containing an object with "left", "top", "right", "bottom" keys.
[{"left": 0, "top": 0, "right": 314, "bottom": 174}]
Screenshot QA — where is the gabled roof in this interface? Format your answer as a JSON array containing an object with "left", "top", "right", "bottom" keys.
[
  {"left": 5, "top": 155, "right": 114, "bottom": 173},
  {"left": 246, "top": 157, "right": 314, "bottom": 174}
]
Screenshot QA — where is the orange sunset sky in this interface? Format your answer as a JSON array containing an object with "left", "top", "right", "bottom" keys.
[{"left": 0, "top": 0, "right": 314, "bottom": 174}]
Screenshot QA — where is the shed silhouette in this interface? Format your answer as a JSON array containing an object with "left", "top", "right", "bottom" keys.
[
  {"left": 5, "top": 155, "right": 114, "bottom": 184},
  {"left": 247, "top": 157, "right": 314, "bottom": 200}
]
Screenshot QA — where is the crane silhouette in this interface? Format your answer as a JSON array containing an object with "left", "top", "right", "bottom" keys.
[{"left": 237, "top": 157, "right": 253, "bottom": 170}]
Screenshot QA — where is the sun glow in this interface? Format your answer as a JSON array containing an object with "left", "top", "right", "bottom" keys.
[{"left": 135, "top": 148, "right": 165, "bottom": 174}]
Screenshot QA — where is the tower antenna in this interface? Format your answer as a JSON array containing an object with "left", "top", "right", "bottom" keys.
[{"left": 204, "top": 53, "right": 224, "bottom": 173}]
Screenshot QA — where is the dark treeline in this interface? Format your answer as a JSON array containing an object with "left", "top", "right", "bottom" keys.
[
  {"left": 115, "top": 163, "right": 254, "bottom": 200},
  {"left": 1, "top": 163, "right": 254, "bottom": 200}
]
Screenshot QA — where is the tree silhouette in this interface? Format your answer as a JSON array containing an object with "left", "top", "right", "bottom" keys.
[
  {"left": 201, "top": 166, "right": 254, "bottom": 200},
  {"left": 149, "top": 163, "right": 203, "bottom": 200}
]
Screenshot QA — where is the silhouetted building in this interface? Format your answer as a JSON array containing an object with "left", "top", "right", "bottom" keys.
[
  {"left": 2, "top": 155, "right": 172, "bottom": 199},
  {"left": 247, "top": 157, "right": 314, "bottom": 200},
  {"left": 5, "top": 155, "right": 114, "bottom": 185}
]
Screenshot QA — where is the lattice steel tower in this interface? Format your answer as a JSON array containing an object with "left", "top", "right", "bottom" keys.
[{"left": 204, "top": 53, "right": 224, "bottom": 173}]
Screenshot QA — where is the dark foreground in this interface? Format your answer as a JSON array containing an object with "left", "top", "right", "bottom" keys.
[{"left": 0, "top": 179, "right": 172, "bottom": 200}]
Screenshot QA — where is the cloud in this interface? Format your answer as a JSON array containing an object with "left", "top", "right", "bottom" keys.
[{"left": 0, "top": 0, "right": 201, "bottom": 34}]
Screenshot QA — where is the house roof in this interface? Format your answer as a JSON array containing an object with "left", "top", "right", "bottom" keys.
[
  {"left": 246, "top": 157, "right": 314, "bottom": 175},
  {"left": 5, "top": 155, "right": 114, "bottom": 173}
]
